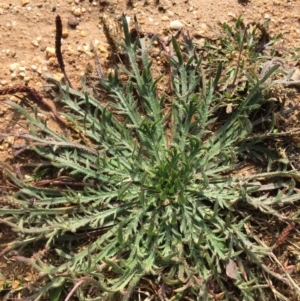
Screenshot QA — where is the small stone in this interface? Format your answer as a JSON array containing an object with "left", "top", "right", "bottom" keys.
[
  {"left": 68, "top": 17, "right": 79, "bottom": 28},
  {"left": 73, "top": 8, "right": 82, "bottom": 17},
  {"left": 264, "top": 13, "right": 270, "bottom": 19},
  {"left": 53, "top": 73, "right": 64, "bottom": 82},
  {"left": 98, "top": 45, "right": 108, "bottom": 54},
  {"left": 47, "top": 57, "right": 57, "bottom": 66},
  {"left": 19, "top": 72, "right": 26, "bottom": 78},
  {"left": 31, "top": 65, "right": 38, "bottom": 71},
  {"left": 9, "top": 63, "right": 19, "bottom": 72},
  {"left": 170, "top": 20, "right": 184, "bottom": 30},
  {"left": 45, "top": 47, "right": 56, "bottom": 57},
  {"left": 227, "top": 12, "right": 236, "bottom": 18},
  {"left": 32, "top": 40, "right": 39, "bottom": 47},
  {"left": 161, "top": 16, "right": 170, "bottom": 21},
  {"left": 291, "top": 68, "right": 300, "bottom": 81},
  {"left": 65, "top": 48, "right": 74, "bottom": 56},
  {"left": 81, "top": 7, "right": 86, "bottom": 13},
  {"left": 0, "top": 80, "right": 7, "bottom": 86},
  {"left": 80, "top": 30, "right": 87, "bottom": 37},
  {"left": 167, "top": 10, "right": 175, "bottom": 17},
  {"left": 24, "top": 76, "right": 31, "bottom": 82},
  {"left": 85, "top": 51, "right": 95, "bottom": 58},
  {"left": 62, "top": 28, "right": 69, "bottom": 38},
  {"left": 22, "top": 0, "right": 30, "bottom": 6}
]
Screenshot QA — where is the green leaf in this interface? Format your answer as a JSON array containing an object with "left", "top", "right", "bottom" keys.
[{"left": 49, "top": 285, "right": 63, "bottom": 301}]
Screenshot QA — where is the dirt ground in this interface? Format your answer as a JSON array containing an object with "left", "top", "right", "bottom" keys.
[{"left": 1, "top": 0, "right": 300, "bottom": 299}]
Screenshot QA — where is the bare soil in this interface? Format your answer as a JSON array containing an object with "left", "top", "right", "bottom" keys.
[{"left": 0, "top": 0, "right": 300, "bottom": 299}]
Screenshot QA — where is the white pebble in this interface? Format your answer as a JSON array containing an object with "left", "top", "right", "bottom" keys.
[
  {"left": 9, "top": 62, "right": 19, "bottom": 72},
  {"left": 73, "top": 8, "right": 81, "bottom": 16},
  {"left": 161, "top": 16, "right": 170, "bottom": 21},
  {"left": 170, "top": 20, "right": 184, "bottom": 30},
  {"left": 32, "top": 40, "right": 39, "bottom": 47},
  {"left": 45, "top": 47, "right": 56, "bottom": 57}
]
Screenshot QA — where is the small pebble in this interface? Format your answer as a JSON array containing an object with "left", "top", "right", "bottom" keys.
[
  {"left": 9, "top": 63, "right": 19, "bottom": 72},
  {"left": 32, "top": 40, "right": 39, "bottom": 47},
  {"left": 80, "top": 30, "right": 87, "bottom": 37},
  {"left": 0, "top": 80, "right": 7, "bottom": 86},
  {"left": 62, "top": 28, "right": 69, "bottom": 38},
  {"left": 22, "top": 0, "right": 30, "bottom": 6},
  {"left": 45, "top": 47, "right": 56, "bottom": 57},
  {"left": 73, "top": 8, "right": 82, "bottom": 17},
  {"left": 161, "top": 16, "right": 170, "bottom": 21},
  {"left": 170, "top": 20, "right": 184, "bottom": 30},
  {"left": 68, "top": 17, "right": 79, "bottom": 28},
  {"left": 167, "top": 10, "right": 175, "bottom": 17},
  {"left": 291, "top": 68, "right": 300, "bottom": 81}
]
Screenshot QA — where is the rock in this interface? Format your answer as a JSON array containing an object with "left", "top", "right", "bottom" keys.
[
  {"left": 68, "top": 17, "right": 79, "bottom": 28},
  {"left": 170, "top": 20, "right": 184, "bottom": 30},
  {"left": 45, "top": 47, "right": 56, "bottom": 57},
  {"left": 291, "top": 68, "right": 300, "bottom": 81},
  {"left": 9, "top": 63, "right": 19, "bottom": 72},
  {"left": 73, "top": 8, "right": 82, "bottom": 17},
  {"left": 21, "top": 0, "right": 30, "bottom": 6},
  {"left": 11, "top": 73, "right": 17, "bottom": 80},
  {"left": 161, "top": 16, "right": 170, "bottom": 21},
  {"left": 62, "top": 28, "right": 69, "bottom": 38},
  {"left": 32, "top": 40, "right": 39, "bottom": 47}
]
